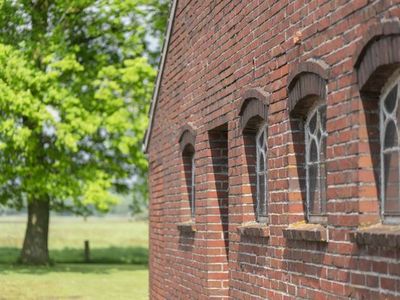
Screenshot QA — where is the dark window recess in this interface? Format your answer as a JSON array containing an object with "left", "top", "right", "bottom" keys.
[
  {"left": 208, "top": 125, "right": 230, "bottom": 281},
  {"left": 183, "top": 144, "right": 195, "bottom": 219}
]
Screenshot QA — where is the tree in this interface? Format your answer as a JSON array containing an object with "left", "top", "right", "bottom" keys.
[{"left": 0, "top": 0, "right": 168, "bottom": 264}]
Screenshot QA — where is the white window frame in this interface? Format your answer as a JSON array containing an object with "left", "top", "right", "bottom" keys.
[
  {"left": 380, "top": 70, "right": 400, "bottom": 224},
  {"left": 305, "top": 101, "right": 327, "bottom": 224},
  {"left": 256, "top": 124, "right": 268, "bottom": 223}
]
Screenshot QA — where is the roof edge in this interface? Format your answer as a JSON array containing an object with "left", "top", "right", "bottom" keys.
[{"left": 143, "top": 0, "right": 178, "bottom": 154}]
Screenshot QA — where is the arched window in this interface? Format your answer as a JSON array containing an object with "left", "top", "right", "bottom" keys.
[
  {"left": 183, "top": 145, "right": 195, "bottom": 218},
  {"left": 256, "top": 124, "right": 268, "bottom": 222},
  {"left": 305, "top": 103, "right": 327, "bottom": 220},
  {"left": 239, "top": 88, "right": 270, "bottom": 223},
  {"left": 179, "top": 126, "right": 196, "bottom": 220},
  {"left": 353, "top": 20, "right": 400, "bottom": 224},
  {"left": 287, "top": 60, "right": 329, "bottom": 224},
  {"left": 380, "top": 73, "right": 400, "bottom": 222}
]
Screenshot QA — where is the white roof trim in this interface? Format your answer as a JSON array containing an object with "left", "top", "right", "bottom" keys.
[{"left": 143, "top": 0, "right": 178, "bottom": 153}]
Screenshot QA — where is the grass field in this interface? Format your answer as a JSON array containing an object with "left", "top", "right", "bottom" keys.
[{"left": 0, "top": 216, "right": 149, "bottom": 299}]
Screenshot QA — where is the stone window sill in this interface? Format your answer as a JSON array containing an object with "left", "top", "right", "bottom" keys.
[
  {"left": 349, "top": 224, "right": 400, "bottom": 248},
  {"left": 237, "top": 222, "right": 270, "bottom": 238},
  {"left": 283, "top": 222, "right": 328, "bottom": 242},
  {"left": 177, "top": 221, "right": 196, "bottom": 233}
]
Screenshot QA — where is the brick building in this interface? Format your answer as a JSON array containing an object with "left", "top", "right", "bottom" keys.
[{"left": 143, "top": 1, "right": 400, "bottom": 299}]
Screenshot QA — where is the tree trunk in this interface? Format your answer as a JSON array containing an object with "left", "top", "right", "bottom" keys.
[{"left": 20, "top": 198, "right": 50, "bottom": 265}]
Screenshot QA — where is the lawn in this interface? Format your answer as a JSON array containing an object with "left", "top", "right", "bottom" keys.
[{"left": 0, "top": 216, "right": 149, "bottom": 299}]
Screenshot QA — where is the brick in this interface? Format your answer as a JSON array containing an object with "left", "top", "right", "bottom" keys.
[{"left": 147, "top": 1, "right": 400, "bottom": 299}]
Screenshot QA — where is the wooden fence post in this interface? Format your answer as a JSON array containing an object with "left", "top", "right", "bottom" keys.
[{"left": 84, "top": 240, "right": 90, "bottom": 263}]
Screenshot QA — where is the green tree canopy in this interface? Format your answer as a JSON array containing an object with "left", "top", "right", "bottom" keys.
[{"left": 0, "top": 0, "right": 168, "bottom": 264}]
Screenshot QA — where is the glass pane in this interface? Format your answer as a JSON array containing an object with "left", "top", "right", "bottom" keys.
[
  {"left": 191, "top": 186, "right": 195, "bottom": 216},
  {"left": 258, "top": 174, "right": 266, "bottom": 218},
  {"left": 320, "top": 133, "right": 326, "bottom": 162},
  {"left": 384, "top": 85, "right": 397, "bottom": 113},
  {"left": 263, "top": 130, "right": 267, "bottom": 151},
  {"left": 319, "top": 105, "right": 327, "bottom": 132},
  {"left": 258, "top": 129, "right": 265, "bottom": 149},
  {"left": 309, "top": 112, "right": 317, "bottom": 134},
  {"left": 309, "top": 139, "right": 318, "bottom": 162},
  {"left": 397, "top": 87, "right": 400, "bottom": 124},
  {"left": 319, "top": 129, "right": 327, "bottom": 214},
  {"left": 319, "top": 161, "right": 327, "bottom": 214},
  {"left": 317, "top": 129, "right": 321, "bottom": 141},
  {"left": 264, "top": 174, "right": 268, "bottom": 216},
  {"left": 384, "top": 151, "right": 400, "bottom": 214},
  {"left": 384, "top": 120, "right": 398, "bottom": 149},
  {"left": 191, "top": 154, "right": 195, "bottom": 216},
  {"left": 258, "top": 151, "right": 265, "bottom": 172},
  {"left": 308, "top": 163, "right": 319, "bottom": 215}
]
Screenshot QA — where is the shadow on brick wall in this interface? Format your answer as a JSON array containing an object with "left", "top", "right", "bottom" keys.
[{"left": 178, "top": 231, "right": 195, "bottom": 252}]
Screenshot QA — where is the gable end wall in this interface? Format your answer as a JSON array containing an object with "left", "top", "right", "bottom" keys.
[{"left": 148, "top": 1, "right": 400, "bottom": 299}]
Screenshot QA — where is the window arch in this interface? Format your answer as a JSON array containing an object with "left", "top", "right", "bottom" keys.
[
  {"left": 380, "top": 72, "right": 400, "bottom": 223},
  {"left": 288, "top": 60, "right": 329, "bottom": 224},
  {"left": 239, "top": 88, "right": 270, "bottom": 223}
]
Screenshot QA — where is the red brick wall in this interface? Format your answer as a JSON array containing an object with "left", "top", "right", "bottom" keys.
[{"left": 147, "top": 1, "right": 400, "bottom": 299}]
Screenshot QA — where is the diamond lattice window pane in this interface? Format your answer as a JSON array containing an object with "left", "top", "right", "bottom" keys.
[
  {"left": 384, "top": 120, "right": 398, "bottom": 149},
  {"left": 308, "top": 163, "right": 319, "bottom": 214},
  {"left": 385, "top": 85, "right": 397, "bottom": 114},
  {"left": 309, "top": 139, "right": 318, "bottom": 162}
]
